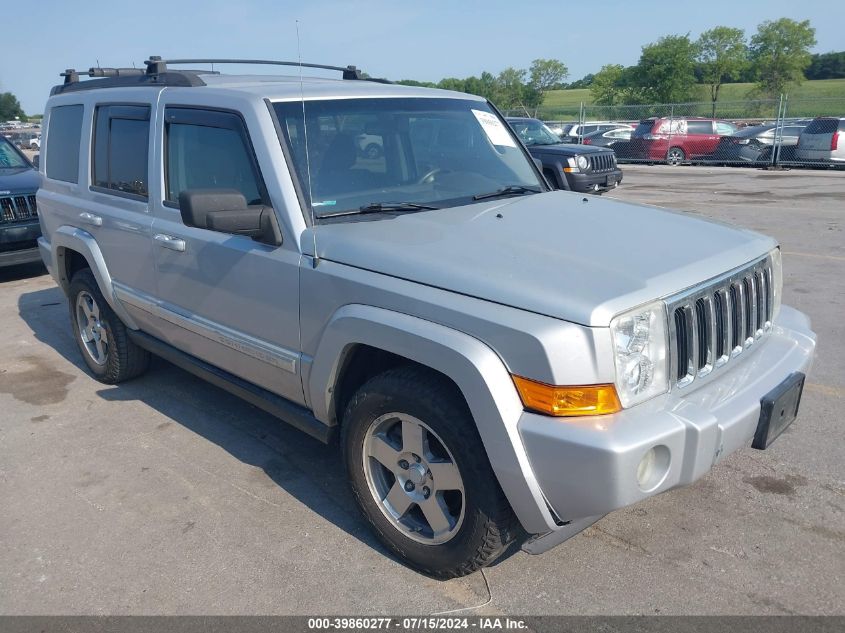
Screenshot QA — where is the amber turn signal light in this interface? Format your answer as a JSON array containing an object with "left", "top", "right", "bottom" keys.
[{"left": 512, "top": 376, "right": 622, "bottom": 417}]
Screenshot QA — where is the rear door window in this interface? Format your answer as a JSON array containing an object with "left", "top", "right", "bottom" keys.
[
  {"left": 687, "top": 120, "right": 714, "bottom": 135},
  {"left": 92, "top": 104, "right": 151, "bottom": 198},
  {"left": 804, "top": 118, "right": 838, "bottom": 134}
]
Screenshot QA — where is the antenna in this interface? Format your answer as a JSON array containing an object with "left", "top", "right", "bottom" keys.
[{"left": 297, "top": 19, "right": 318, "bottom": 268}]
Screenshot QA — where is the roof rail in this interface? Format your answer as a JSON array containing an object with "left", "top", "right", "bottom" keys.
[
  {"left": 143, "top": 57, "right": 390, "bottom": 82},
  {"left": 51, "top": 56, "right": 390, "bottom": 95}
]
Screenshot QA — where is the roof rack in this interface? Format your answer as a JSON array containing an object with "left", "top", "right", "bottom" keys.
[
  {"left": 61, "top": 67, "right": 146, "bottom": 84},
  {"left": 52, "top": 56, "right": 391, "bottom": 95},
  {"left": 144, "top": 57, "right": 371, "bottom": 80}
]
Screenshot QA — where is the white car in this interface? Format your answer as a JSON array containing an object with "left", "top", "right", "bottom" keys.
[
  {"left": 29, "top": 136, "right": 41, "bottom": 150},
  {"left": 560, "top": 122, "right": 634, "bottom": 143}
]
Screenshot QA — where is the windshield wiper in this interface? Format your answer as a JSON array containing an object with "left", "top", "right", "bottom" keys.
[
  {"left": 472, "top": 185, "right": 542, "bottom": 201},
  {"left": 316, "top": 201, "right": 439, "bottom": 219}
]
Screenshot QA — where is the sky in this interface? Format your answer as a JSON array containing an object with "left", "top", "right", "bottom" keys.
[{"left": 3, "top": 0, "right": 844, "bottom": 115}]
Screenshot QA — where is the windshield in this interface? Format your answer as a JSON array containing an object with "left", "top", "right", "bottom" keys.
[
  {"left": 272, "top": 98, "right": 543, "bottom": 218},
  {"left": 0, "top": 137, "right": 30, "bottom": 169},
  {"left": 507, "top": 120, "right": 562, "bottom": 146}
]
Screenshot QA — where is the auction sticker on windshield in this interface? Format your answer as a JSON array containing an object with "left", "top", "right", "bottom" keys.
[{"left": 472, "top": 109, "right": 516, "bottom": 147}]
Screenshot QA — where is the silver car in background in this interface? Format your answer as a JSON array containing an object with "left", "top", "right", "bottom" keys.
[{"left": 796, "top": 117, "right": 845, "bottom": 163}]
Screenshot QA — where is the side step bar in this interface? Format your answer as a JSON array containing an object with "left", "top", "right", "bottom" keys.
[{"left": 128, "top": 330, "right": 333, "bottom": 444}]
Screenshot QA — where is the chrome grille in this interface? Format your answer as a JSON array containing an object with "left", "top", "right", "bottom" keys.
[
  {"left": 667, "top": 256, "right": 775, "bottom": 389},
  {"left": 589, "top": 153, "right": 616, "bottom": 172},
  {"left": 0, "top": 194, "right": 38, "bottom": 223}
]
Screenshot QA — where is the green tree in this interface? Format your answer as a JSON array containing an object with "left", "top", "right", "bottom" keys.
[
  {"left": 697, "top": 27, "right": 747, "bottom": 113},
  {"left": 495, "top": 67, "right": 529, "bottom": 111},
  {"left": 0, "top": 92, "right": 25, "bottom": 121},
  {"left": 805, "top": 51, "right": 845, "bottom": 80},
  {"left": 628, "top": 35, "right": 699, "bottom": 103},
  {"left": 589, "top": 64, "right": 625, "bottom": 105},
  {"left": 437, "top": 77, "right": 466, "bottom": 93},
  {"left": 463, "top": 72, "right": 500, "bottom": 102},
  {"left": 396, "top": 79, "right": 437, "bottom": 88},
  {"left": 528, "top": 58, "right": 569, "bottom": 93},
  {"left": 567, "top": 73, "right": 594, "bottom": 89},
  {"left": 750, "top": 18, "right": 816, "bottom": 97},
  {"left": 526, "top": 58, "right": 568, "bottom": 114}
]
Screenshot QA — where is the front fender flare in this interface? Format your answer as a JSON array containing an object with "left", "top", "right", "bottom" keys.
[
  {"left": 308, "top": 303, "right": 557, "bottom": 534},
  {"left": 49, "top": 225, "right": 138, "bottom": 329}
]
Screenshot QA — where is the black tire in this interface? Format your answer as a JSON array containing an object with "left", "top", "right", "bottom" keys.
[
  {"left": 341, "top": 365, "right": 518, "bottom": 579},
  {"left": 68, "top": 268, "right": 150, "bottom": 384},
  {"left": 666, "top": 146, "right": 686, "bottom": 165}
]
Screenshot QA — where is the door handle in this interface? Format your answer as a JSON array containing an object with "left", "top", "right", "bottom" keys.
[
  {"left": 79, "top": 212, "right": 103, "bottom": 227},
  {"left": 154, "top": 234, "right": 186, "bottom": 252}
]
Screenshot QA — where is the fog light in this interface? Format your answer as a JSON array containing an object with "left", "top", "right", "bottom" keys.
[{"left": 636, "top": 445, "right": 670, "bottom": 492}]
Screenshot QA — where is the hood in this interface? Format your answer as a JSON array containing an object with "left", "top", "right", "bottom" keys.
[
  {"left": 307, "top": 191, "right": 776, "bottom": 327},
  {"left": 526, "top": 143, "right": 612, "bottom": 157},
  {"left": 0, "top": 167, "right": 40, "bottom": 194}
]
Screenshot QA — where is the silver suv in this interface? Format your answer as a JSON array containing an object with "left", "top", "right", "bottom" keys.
[
  {"left": 796, "top": 117, "right": 845, "bottom": 164},
  {"left": 37, "top": 58, "right": 816, "bottom": 578}
]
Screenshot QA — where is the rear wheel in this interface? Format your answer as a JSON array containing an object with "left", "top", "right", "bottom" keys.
[
  {"left": 68, "top": 269, "right": 150, "bottom": 384},
  {"left": 342, "top": 366, "right": 517, "bottom": 578},
  {"left": 666, "top": 146, "right": 686, "bottom": 165}
]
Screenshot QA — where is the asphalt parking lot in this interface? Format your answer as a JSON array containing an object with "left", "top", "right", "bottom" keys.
[{"left": 1, "top": 165, "right": 843, "bottom": 615}]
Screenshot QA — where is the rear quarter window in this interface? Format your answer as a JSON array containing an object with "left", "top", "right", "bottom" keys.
[
  {"left": 804, "top": 119, "right": 838, "bottom": 134},
  {"left": 632, "top": 121, "right": 657, "bottom": 137},
  {"left": 46, "top": 104, "right": 83, "bottom": 183}
]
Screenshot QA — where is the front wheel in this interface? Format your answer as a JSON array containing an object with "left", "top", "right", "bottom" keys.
[{"left": 342, "top": 366, "right": 517, "bottom": 578}]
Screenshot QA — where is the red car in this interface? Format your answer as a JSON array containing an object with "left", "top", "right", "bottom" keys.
[{"left": 625, "top": 117, "right": 738, "bottom": 165}]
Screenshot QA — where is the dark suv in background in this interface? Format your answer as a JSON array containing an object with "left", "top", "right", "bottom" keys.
[
  {"left": 507, "top": 117, "right": 623, "bottom": 193},
  {"left": 0, "top": 135, "right": 41, "bottom": 268}
]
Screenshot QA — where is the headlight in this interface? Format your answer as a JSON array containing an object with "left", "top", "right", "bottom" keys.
[
  {"left": 609, "top": 301, "right": 669, "bottom": 408},
  {"left": 576, "top": 155, "right": 589, "bottom": 170},
  {"left": 770, "top": 247, "right": 782, "bottom": 322}
]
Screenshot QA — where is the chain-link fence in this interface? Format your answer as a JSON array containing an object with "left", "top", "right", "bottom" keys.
[{"left": 508, "top": 95, "right": 845, "bottom": 168}]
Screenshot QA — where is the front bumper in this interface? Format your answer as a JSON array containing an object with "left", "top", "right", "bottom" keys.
[
  {"left": 0, "top": 220, "right": 42, "bottom": 267},
  {"left": 566, "top": 169, "right": 623, "bottom": 193},
  {"left": 519, "top": 305, "right": 815, "bottom": 538}
]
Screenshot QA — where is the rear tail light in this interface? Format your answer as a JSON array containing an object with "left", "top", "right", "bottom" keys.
[
  {"left": 832, "top": 131, "right": 840, "bottom": 151},
  {"left": 583, "top": 138, "right": 592, "bottom": 145}
]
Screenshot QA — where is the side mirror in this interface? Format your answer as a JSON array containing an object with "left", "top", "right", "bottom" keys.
[
  {"left": 32, "top": 154, "right": 40, "bottom": 169},
  {"left": 178, "top": 189, "right": 282, "bottom": 246}
]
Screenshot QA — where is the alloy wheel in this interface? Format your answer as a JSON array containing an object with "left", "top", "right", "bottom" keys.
[
  {"left": 75, "top": 291, "right": 109, "bottom": 365},
  {"left": 362, "top": 412, "right": 465, "bottom": 545}
]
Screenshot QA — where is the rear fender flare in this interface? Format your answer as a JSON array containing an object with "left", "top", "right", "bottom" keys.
[{"left": 50, "top": 225, "right": 138, "bottom": 329}]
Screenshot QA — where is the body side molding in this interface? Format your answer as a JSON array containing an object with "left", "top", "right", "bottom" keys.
[{"left": 113, "top": 282, "right": 299, "bottom": 374}]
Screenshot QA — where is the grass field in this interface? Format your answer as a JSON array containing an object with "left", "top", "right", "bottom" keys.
[{"left": 538, "top": 78, "right": 845, "bottom": 120}]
